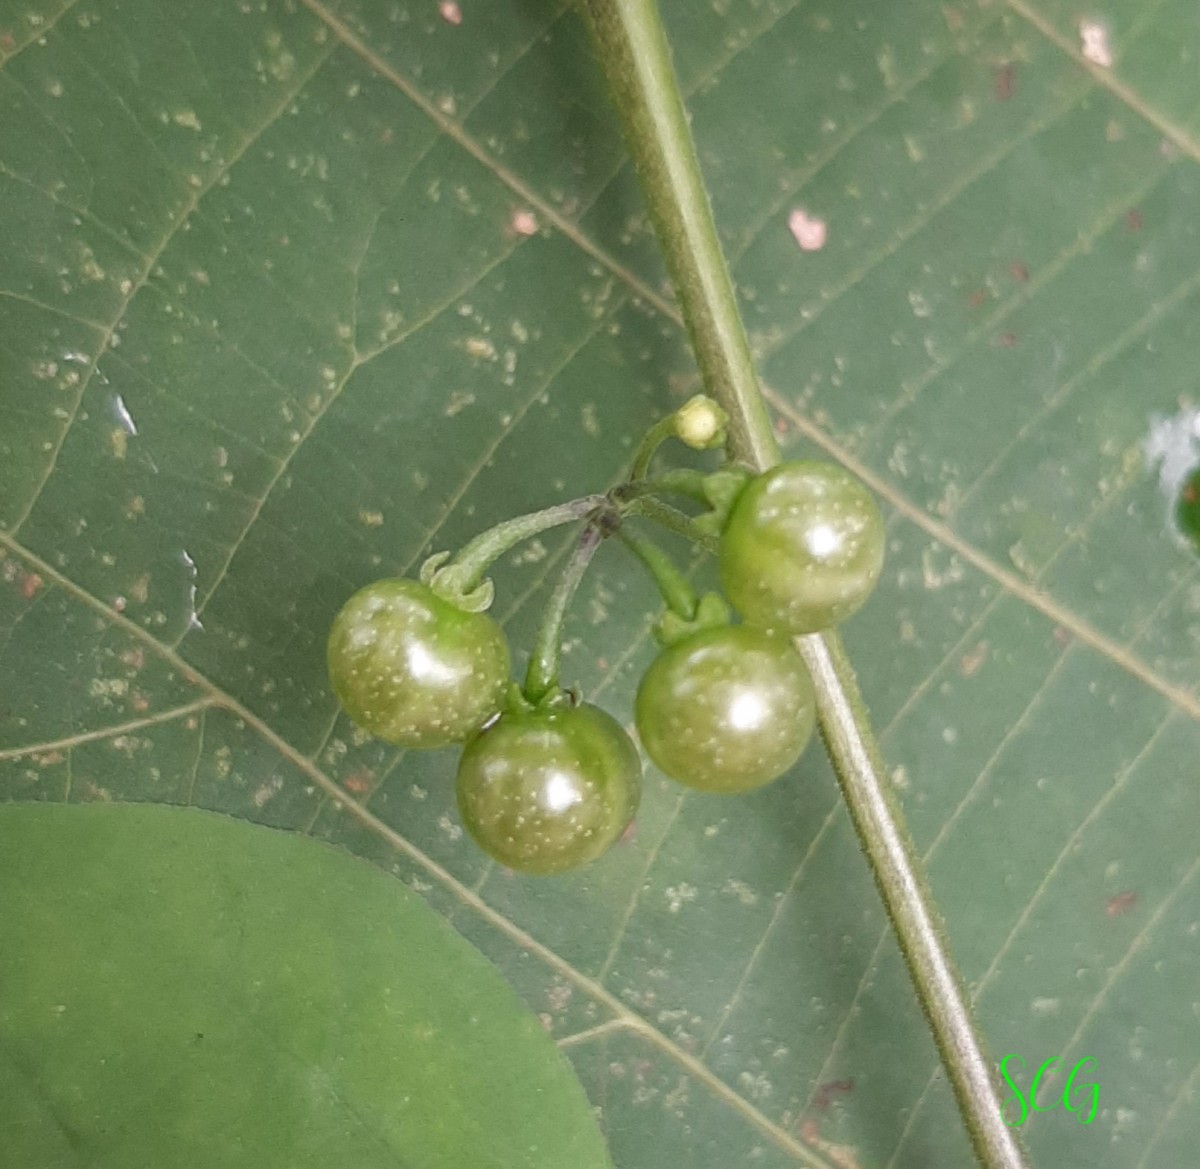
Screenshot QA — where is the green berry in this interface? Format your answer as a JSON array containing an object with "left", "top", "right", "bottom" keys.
[
  {"left": 327, "top": 578, "right": 509, "bottom": 748},
  {"left": 636, "top": 625, "right": 816, "bottom": 793},
  {"left": 719, "top": 460, "right": 884, "bottom": 634},
  {"left": 456, "top": 703, "right": 640, "bottom": 875}
]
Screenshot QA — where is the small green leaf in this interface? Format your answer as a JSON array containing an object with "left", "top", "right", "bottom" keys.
[
  {"left": 0, "top": 802, "right": 612, "bottom": 1169},
  {"left": 1175, "top": 466, "right": 1200, "bottom": 555}
]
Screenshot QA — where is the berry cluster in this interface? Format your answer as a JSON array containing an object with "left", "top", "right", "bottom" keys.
[{"left": 327, "top": 400, "right": 884, "bottom": 875}]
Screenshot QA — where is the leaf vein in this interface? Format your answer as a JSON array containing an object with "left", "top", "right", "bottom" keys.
[
  {"left": 0, "top": 698, "right": 214, "bottom": 761},
  {"left": 6, "top": 43, "right": 334, "bottom": 537},
  {"left": 0, "top": 0, "right": 81, "bottom": 71}
]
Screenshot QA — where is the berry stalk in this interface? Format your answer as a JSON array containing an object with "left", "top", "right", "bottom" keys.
[
  {"left": 424, "top": 495, "right": 607, "bottom": 610},
  {"left": 617, "top": 526, "right": 696, "bottom": 620},
  {"left": 523, "top": 521, "right": 605, "bottom": 704}
]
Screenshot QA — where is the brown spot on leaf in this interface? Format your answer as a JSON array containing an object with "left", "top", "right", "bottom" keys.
[
  {"left": 959, "top": 641, "right": 990, "bottom": 677},
  {"left": 997, "top": 332, "right": 1018, "bottom": 348},
  {"left": 21, "top": 572, "right": 43, "bottom": 600},
  {"left": 343, "top": 770, "right": 374, "bottom": 796},
  {"left": 1008, "top": 261, "right": 1029, "bottom": 283},
  {"left": 1125, "top": 208, "right": 1143, "bottom": 231},
  {"left": 1052, "top": 626, "right": 1072, "bottom": 647},
  {"left": 1106, "top": 890, "right": 1138, "bottom": 917},
  {"left": 967, "top": 288, "right": 989, "bottom": 310},
  {"left": 994, "top": 64, "right": 1015, "bottom": 101},
  {"left": 812, "top": 1078, "right": 856, "bottom": 1110}
]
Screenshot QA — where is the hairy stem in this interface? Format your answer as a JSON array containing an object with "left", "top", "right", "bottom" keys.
[
  {"left": 580, "top": 2, "right": 776, "bottom": 471},
  {"left": 622, "top": 495, "right": 718, "bottom": 554},
  {"left": 581, "top": 2, "right": 1030, "bottom": 1167},
  {"left": 446, "top": 495, "right": 607, "bottom": 590},
  {"left": 615, "top": 467, "right": 712, "bottom": 505},
  {"left": 629, "top": 411, "right": 680, "bottom": 480}
]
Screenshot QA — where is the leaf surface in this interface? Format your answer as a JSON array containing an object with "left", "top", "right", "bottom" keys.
[
  {"left": 2, "top": 1, "right": 1198, "bottom": 1166},
  {"left": 0, "top": 801, "right": 612, "bottom": 1168}
]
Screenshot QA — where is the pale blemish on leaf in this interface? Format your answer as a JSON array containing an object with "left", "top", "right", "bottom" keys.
[
  {"left": 252, "top": 775, "right": 283, "bottom": 807},
  {"left": 511, "top": 208, "right": 538, "bottom": 236},
  {"left": 262, "top": 28, "right": 296, "bottom": 82},
  {"left": 920, "top": 545, "right": 965, "bottom": 590},
  {"left": 89, "top": 677, "right": 130, "bottom": 701},
  {"left": 464, "top": 337, "right": 497, "bottom": 361},
  {"left": 788, "top": 208, "right": 827, "bottom": 252},
  {"left": 444, "top": 390, "right": 476, "bottom": 416},
  {"left": 721, "top": 878, "right": 758, "bottom": 907},
  {"left": 664, "top": 883, "right": 697, "bottom": 913},
  {"left": 876, "top": 44, "right": 898, "bottom": 88},
  {"left": 1079, "top": 18, "right": 1113, "bottom": 67},
  {"left": 1008, "top": 540, "right": 1038, "bottom": 578},
  {"left": 180, "top": 550, "right": 203, "bottom": 631}
]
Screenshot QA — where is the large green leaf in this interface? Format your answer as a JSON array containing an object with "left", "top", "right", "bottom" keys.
[
  {"left": 2, "top": 1, "right": 1198, "bottom": 1167},
  {"left": 0, "top": 802, "right": 611, "bottom": 1168}
]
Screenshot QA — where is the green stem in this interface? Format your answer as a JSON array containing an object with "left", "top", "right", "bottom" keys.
[
  {"left": 445, "top": 495, "right": 607, "bottom": 590},
  {"left": 579, "top": 0, "right": 776, "bottom": 471},
  {"left": 629, "top": 412, "right": 679, "bottom": 480},
  {"left": 622, "top": 495, "right": 718, "bottom": 554},
  {"left": 581, "top": 4, "right": 1030, "bottom": 1168},
  {"left": 614, "top": 467, "right": 711, "bottom": 505},
  {"left": 618, "top": 526, "right": 696, "bottom": 618},
  {"left": 523, "top": 521, "right": 604, "bottom": 703}
]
